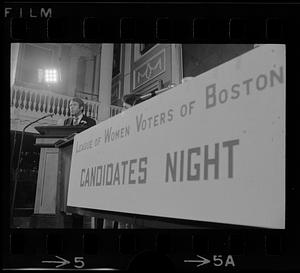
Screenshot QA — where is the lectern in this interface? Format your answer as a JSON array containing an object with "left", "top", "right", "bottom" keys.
[{"left": 31, "top": 126, "right": 87, "bottom": 228}]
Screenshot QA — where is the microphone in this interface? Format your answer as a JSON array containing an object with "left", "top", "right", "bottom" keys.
[
  {"left": 122, "top": 84, "right": 176, "bottom": 106},
  {"left": 23, "top": 113, "right": 54, "bottom": 131},
  {"left": 10, "top": 112, "right": 54, "bottom": 226},
  {"left": 139, "top": 84, "right": 176, "bottom": 101}
]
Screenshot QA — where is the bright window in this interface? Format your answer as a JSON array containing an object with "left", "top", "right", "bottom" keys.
[{"left": 45, "top": 69, "right": 58, "bottom": 83}]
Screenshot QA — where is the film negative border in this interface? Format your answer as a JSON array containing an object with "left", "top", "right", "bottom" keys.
[
  {"left": 3, "top": 3, "right": 299, "bottom": 42},
  {"left": 3, "top": 2, "right": 300, "bottom": 272},
  {"left": 5, "top": 16, "right": 291, "bottom": 42},
  {"left": 4, "top": 229, "right": 293, "bottom": 271}
]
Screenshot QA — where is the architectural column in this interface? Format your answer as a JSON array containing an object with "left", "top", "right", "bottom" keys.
[
  {"left": 98, "top": 44, "right": 114, "bottom": 122},
  {"left": 84, "top": 58, "right": 94, "bottom": 94},
  {"left": 68, "top": 46, "right": 80, "bottom": 98},
  {"left": 11, "top": 43, "right": 20, "bottom": 88},
  {"left": 171, "top": 44, "right": 182, "bottom": 85},
  {"left": 123, "top": 44, "right": 132, "bottom": 95},
  {"left": 94, "top": 54, "right": 101, "bottom": 95}
]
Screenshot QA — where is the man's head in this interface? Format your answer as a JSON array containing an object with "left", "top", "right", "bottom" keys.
[{"left": 69, "top": 97, "right": 85, "bottom": 117}]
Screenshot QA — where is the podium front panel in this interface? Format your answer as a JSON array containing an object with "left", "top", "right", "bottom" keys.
[{"left": 34, "top": 148, "right": 59, "bottom": 214}]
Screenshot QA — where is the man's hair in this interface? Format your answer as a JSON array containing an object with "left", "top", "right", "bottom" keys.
[{"left": 70, "top": 97, "right": 85, "bottom": 111}]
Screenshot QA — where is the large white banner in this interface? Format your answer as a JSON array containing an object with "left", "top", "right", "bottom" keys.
[{"left": 67, "top": 44, "right": 285, "bottom": 229}]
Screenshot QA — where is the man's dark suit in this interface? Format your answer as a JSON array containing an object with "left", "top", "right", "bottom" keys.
[{"left": 64, "top": 115, "right": 96, "bottom": 127}]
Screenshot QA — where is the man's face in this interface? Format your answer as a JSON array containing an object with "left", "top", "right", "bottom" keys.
[{"left": 69, "top": 101, "right": 82, "bottom": 116}]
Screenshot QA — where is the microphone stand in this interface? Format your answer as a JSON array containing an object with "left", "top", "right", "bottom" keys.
[
  {"left": 10, "top": 113, "right": 54, "bottom": 227},
  {"left": 10, "top": 130, "right": 17, "bottom": 174}
]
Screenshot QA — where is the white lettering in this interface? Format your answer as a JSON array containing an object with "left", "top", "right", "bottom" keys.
[
  {"left": 41, "top": 8, "right": 52, "bottom": 18},
  {"left": 4, "top": 8, "right": 12, "bottom": 17}
]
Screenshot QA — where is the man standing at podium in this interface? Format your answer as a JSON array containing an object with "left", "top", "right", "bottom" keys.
[{"left": 64, "top": 97, "right": 96, "bottom": 127}]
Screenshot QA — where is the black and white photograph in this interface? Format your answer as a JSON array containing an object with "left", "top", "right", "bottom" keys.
[{"left": 10, "top": 43, "right": 285, "bottom": 229}]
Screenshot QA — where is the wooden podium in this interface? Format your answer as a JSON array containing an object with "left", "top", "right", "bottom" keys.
[
  {"left": 31, "top": 126, "right": 87, "bottom": 228},
  {"left": 31, "top": 125, "right": 135, "bottom": 229}
]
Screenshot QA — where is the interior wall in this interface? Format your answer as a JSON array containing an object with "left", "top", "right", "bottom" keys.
[{"left": 182, "top": 44, "right": 254, "bottom": 78}]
